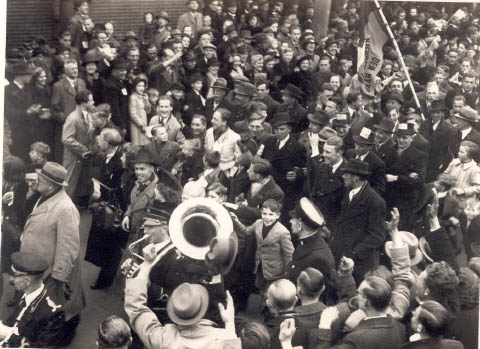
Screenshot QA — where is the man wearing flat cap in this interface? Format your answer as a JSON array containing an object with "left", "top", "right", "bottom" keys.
[
  {"left": 385, "top": 123, "right": 427, "bottom": 231},
  {"left": 0, "top": 252, "right": 65, "bottom": 347},
  {"left": 20, "top": 161, "right": 84, "bottom": 341},
  {"left": 332, "top": 159, "right": 387, "bottom": 283},
  {"left": 451, "top": 106, "right": 480, "bottom": 146}
]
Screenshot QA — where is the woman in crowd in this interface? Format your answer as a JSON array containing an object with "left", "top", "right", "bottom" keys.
[
  {"left": 129, "top": 77, "right": 151, "bottom": 146},
  {"left": 27, "top": 66, "right": 55, "bottom": 150}
]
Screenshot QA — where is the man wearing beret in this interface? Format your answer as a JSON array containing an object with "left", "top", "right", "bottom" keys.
[
  {"left": 333, "top": 160, "right": 387, "bottom": 283},
  {"left": 20, "top": 162, "right": 83, "bottom": 344},
  {"left": 0, "top": 252, "right": 65, "bottom": 347}
]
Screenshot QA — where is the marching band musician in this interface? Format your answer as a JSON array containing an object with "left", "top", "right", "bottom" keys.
[
  {"left": 0, "top": 252, "right": 65, "bottom": 348},
  {"left": 124, "top": 199, "right": 239, "bottom": 325}
]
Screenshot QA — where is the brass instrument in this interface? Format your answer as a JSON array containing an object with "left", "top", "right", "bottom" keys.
[
  {"left": 121, "top": 198, "right": 234, "bottom": 277},
  {"left": 169, "top": 198, "right": 233, "bottom": 260}
]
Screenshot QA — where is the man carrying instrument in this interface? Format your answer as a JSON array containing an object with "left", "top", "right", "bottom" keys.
[{"left": 124, "top": 199, "right": 238, "bottom": 325}]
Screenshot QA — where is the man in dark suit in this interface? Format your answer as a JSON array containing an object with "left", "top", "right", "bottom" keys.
[
  {"left": 4, "top": 63, "right": 37, "bottom": 161},
  {"left": 345, "top": 127, "right": 386, "bottom": 196},
  {"left": 332, "top": 160, "right": 387, "bottom": 282},
  {"left": 51, "top": 59, "right": 87, "bottom": 162},
  {"left": 314, "top": 276, "right": 406, "bottom": 348},
  {"left": 419, "top": 100, "right": 461, "bottom": 182},
  {"left": 143, "top": 125, "right": 180, "bottom": 171},
  {"left": 372, "top": 118, "right": 397, "bottom": 170},
  {"left": 311, "top": 136, "right": 347, "bottom": 233},
  {"left": 204, "top": 78, "right": 234, "bottom": 126},
  {"left": 405, "top": 113, "right": 431, "bottom": 156},
  {"left": 149, "top": 48, "right": 182, "bottom": 96},
  {"left": 287, "top": 198, "right": 350, "bottom": 305},
  {"left": 1, "top": 252, "right": 65, "bottom": 347},
  {"left": 183, "top": 73, "right": 206, "bottom": 127},
  {"left": 261, "top": 113, "right": 306, "bottom": 224},
  {"left": 103, "top": 60, "right": 130, "bottom": 137},
  {"left": 385, "top": 123, "right": 427, "bottom": 231},
  {"left": 226, "top": 157, "right": 284, "bottom": 226},
  {"left": 254, "top": 79, "right": 280, "bottom": 121}
]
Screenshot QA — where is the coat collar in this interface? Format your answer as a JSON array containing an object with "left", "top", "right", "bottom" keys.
[{"left": 30, "top": 189, "right": 70, "bottom": 216}]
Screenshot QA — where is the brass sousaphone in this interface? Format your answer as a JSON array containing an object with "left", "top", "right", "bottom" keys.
[{"left": 169, "top": 198, "right": 233, "bottom": 260}]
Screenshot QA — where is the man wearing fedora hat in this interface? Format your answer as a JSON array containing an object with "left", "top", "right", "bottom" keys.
[
  {"left": 372, "top": 118, "right": 397, "bottom": 169},
  {"left": 385, "top": 123, "right": 427, "bottom": 231},
  {"left": 121, "top": 148, "right": 159, "bottom": 242},
  {"left": 103, "top": 59, "right": 130, "bottom": 136},
  {"left": 20, "top": 161, "right": 84, "bottom": 336},
  {"left": 277, "top": 83, "right": 308, "bottom": 134},
  {"left": 125, "top": 243, "right": 239, "bottom": 348},
  {"left": 205, "top": 78, "right": 234, "bottom": 124},
  {"left": 419, "top": 99, "right": 461, "bottom": 182},
  {"left": 345, "top": 127, "right": 386, "bottom": 196},
  {"left": 332, "top": 159, "right": 387, "bottom": 283},
  {"left": 297, "top": 110, "right": 330, "bottom": 158},
  {"left": 261, "top": 112, "right": 306, "bottom": 223}
]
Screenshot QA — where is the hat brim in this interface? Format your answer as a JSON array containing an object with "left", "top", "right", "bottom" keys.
[
  {"left": 343, "top": 168, "right": 370, "bottom": 176},
  {"left": 167, "top": 284, "right": 209, "bottom": 325},
  {"left": 352, "top": 135, "right": 375, "bottom": 145},
  {"left": 280, "top": 89, "right": 302, "bottom": 99},
  {"left": 454, "top": 114, "right": 477, "bottom": 123},
  {"left": 373, "top": 125, "right": 394, "bottom": 134},
  {"left": 419, "top": 237, "right": 434, "bottom": 263},
  {"left": 307, "top": 115, "right": 327, "bottom": 126},
  {"left": 396, "top": 130, "right": 415, "bottom": 136},
  {"left": 36, "top": 169, "right": 69, "bottom": 186},
  {"left": 213, "top": 232, "right": 239, "bottom": 275},
  {"left": 384, "top": 241, "right": 423, "bottom": 266}
]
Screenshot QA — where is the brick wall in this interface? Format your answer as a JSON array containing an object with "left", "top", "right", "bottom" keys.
[{"left": 6, "top": 0, "right": 186, "bottom": 48}]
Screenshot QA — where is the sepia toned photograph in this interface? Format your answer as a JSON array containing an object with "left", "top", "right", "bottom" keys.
[{"left": 1, "top": 0, "right": 479, "bottom": 348}]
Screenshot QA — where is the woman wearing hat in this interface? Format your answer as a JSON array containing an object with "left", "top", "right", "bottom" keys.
[{"left": 82, "top": 50, "right": 105, "bottom": 104}]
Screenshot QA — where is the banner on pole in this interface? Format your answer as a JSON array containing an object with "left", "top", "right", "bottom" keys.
[{"left": 357, "top": 1, "right": 389, "bottom": 96}]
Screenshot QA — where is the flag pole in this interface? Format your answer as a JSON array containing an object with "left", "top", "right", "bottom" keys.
[{"left": 373, "top": 0, "right": 425, "bottom": 121}]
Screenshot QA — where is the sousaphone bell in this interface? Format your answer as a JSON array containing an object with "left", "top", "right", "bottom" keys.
[{"left": 169, "top": 198, "right": 233, "bottom": 260}]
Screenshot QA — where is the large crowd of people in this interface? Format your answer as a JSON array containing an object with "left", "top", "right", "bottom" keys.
[{"left": 1, "top": 0, "right": 480, "bottom": 348}]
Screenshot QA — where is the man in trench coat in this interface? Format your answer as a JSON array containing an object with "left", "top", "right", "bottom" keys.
[{"left": 20, "top": 161, "right": 85, "bottom": 345}]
